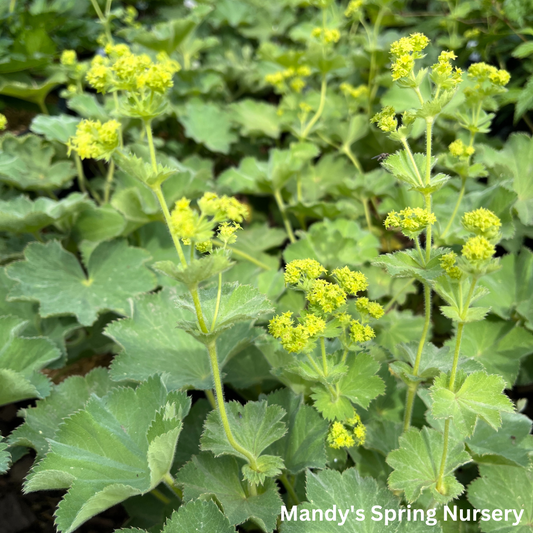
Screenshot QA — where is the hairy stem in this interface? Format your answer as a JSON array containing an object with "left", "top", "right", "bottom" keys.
[
  {"left": 103, "top": 159, "right": 115, "bottom": 204},
  {"left": 279, "top": 473, "right": 300, "bottom": 506},
  {"left": 301, "top": 77, "right": 327, "bottom": 139},
  {"left": 274, "top": 189, "right": 296, "bottom": 243},
  {"left": 212, "top": 239, "right": 272, "bottom": 270},
  {"left": 162, "top": 472, "right": 182, "bottom": 499},
  {"left": 73, "top": 154, "right": 87, "bottom": 195},
  {"left": 211, "top": 273, "right": 223, "bottom": 332}
]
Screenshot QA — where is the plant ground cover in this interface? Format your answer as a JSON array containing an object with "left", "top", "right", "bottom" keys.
[{"left": 1, "top": 0, "right": 533, "bottom": 532}]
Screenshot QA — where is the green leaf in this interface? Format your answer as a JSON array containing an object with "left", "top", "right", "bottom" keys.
[
  {"left": 456, "top": 320, "right": 533, "bottom": 386},
  {"left": 0, "top": 315, "right": 60, "bottom": 406},
  {"left": 153, "top": 251, "right": 233, "bottom": 288},
  {"left": 372, "top": 248, "right": 447, "bottom": 282},
  {"left": 30, "top": 114, "right": 80, "bottom": 144},
  {"left": 24, "top": 377, "right": 191, "bottom": 533},
  {"left": 0, "top": 193, "right": 90, "bottom": 234},
  {"left": 281, "top": 468, "right": 441, "bottom": 533},
  {"left": 6, "top": 240, "right": 156, "bottom": 326},
  {"left": 67, "top": 93, "right": 109, "bottom": 121},
  {"left": 375, "top": 310, "right": 428, "bottom": 357},
  {"left": 113, "top": 150, "right": 177, "bottom": 189},
  {"left": 468, "top": 465, "right": 533, "bottom": 532},
  {"left": 201, "top": 400, "right": 286, "bottom": 484},
  {"left": 176, "top": 453, "right": 282, "bottom": 532},
  {"left": 381, "top": 150, "right": 435, "bottom": 189},
  {"left": 230, "top": 99, "right": 281, "bottom": 139},
  {"left": 174, "top": 282, "right": 273, "bottom": 342},
  {"left": 0, "top": 134, "right": 76, "bottom": 191},
  {"left": 9, "top": 368, "right": 115, "bottom": 460},
  {"left": 430, "top": 371, "right": 515, "bottom": 437},
  {"left": 0, "top": 437, "right": 10, "bottom": 474},
  {"left": 0, "top": 71, "right": 66, "bottom": 107},
  {"left": 179, "top": 98, "right": 238, "bottom": 154},
  {"left": 387, "top": 426, "right": 472, "bottom": 503},
  {"left": 284, "top": 219, "right": 380, "bottom": 269},
  {"left": 264, "top": 388, "right": 327, "bottom": 475},
  {"left": 312, "top": 353, "right": 385, "bottom": 421},
  {"left": 72, "top": 204, "right": 126, "bottom": 245},
  {"left": 466, "top": 411, "right": 533, "bottom": 467},
  {"left": 106, "top": 287, "right": 261, "bottom": 390}
]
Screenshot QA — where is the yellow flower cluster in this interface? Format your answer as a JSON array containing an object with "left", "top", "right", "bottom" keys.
[
  {"left": 340, "top": 83, "right": 368, "bottom": 99},
  {"left": 350, "top": 320, "right": 375, "bottom": 343},
  {"left": 86, "top": 45, "right": 180, "bottom": 95},
  {"left": 431, "top": 50, "right": 463, "bottom": 89},
  {"left": 462, "top": 235, "right": 496, "bottom": 262},
  {"left": 308, "top": 279, "right": 347, "bottom": 313},
  {"left": 311, "top": 27, "right": 341, "bottom": 44},
  {"left": 327, "top": 414, "right": 366, "bottom": 448},
  {"left": 462, "top": 208, "right": 501, "bottom": 239},
  {"left": 371, "top": 106, "right": 397, "bottom": 133},
  {"left": 268, "top": 311, "right": 326, "bottom": 354},
  {"left": 384, "top": 207, "right": 436, "bottom": 235},
  {"left": 355, "top": 297, "right": 384, "bottom": 319},
  {"left": 67, "top": 119, "right": 120, "bottom": 160},
  {"left": 170, "top": 193, "right": 248, "bottom": 246},
  {"left": 449, "top": 139, "right": 475, "bottom": 159},
  {"left": 284, "top": 259, "right": 327, "bottom": 285},
  {"left": 61, "top": 50, "right": 77, "bottom": 66},
  {"left": 264, "top": 65, "right": 311, "bottom": 93},
  {"left": 468, "top": 63, "right": 510, "bottom": 86},
  {"left": 332, "top": 266, "right": 368, "bottom": 295},
  {"left": 440, "top": 252, "right": 462, "bottom": 280},
  {"left": 0, "top": 114, "right": 6, "bottom": 131},
  {"left": 344, "top": 0, "right": 363, "bottom": 17},
  {"left": 389, "top": 33, "right": 430, "bottom": 81}
]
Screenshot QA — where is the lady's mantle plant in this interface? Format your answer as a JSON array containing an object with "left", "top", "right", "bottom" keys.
[{"left": 0, "top": 2, "right": 532, "bottom": 533}]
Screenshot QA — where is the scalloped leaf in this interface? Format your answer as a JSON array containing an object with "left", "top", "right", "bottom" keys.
[
  {"left": 372, "top": 248, "right": 447, "bottom": 282},
  {"left": 30, "top": 114, "right": 80, "bottom": 144},
  {"left": 387, "top": 426, "right": 472, "bottom": 504},
  {"left": 174, "top": 282, "right": 273, "bottom": 342},
  {"left": 381, "top": 150, "right": 436, "bottom": 188},
  {"left": 176, "top": 453, "right": 282, "bottom": 532},
  {"left": 6, "top": 240, "right": 157, "bottom": 326},
  {"left": 0, "top": 193, "right": 90, "bottom": 234},
  {"left": 0, "top": 437, "right": 11, "bottom": 474},
  {"left": 106, "top": 287, "right": 262, "bottom": 390},
  {"left": 24, "top": 376, "right": 191, "bottom": 533},
  {"left": 281, "top": 468, "right": 442, "bottom": 533},
  {"left": 0, "top": 315, "right": 60, "bottom": 406},
  {"left": 430, "top": 371, "right": 515, "bottom": 437},
  {"left": 0, "top": 134, "right": 76, "bottom": 191},
  {"left": 9, "top": 368, "right": 115, "bottom": 459},
  {"left": 201, "top": 400, "right": 286, "bottom": 484}
]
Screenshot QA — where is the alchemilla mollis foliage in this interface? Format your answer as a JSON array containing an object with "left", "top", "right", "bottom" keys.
[{"left": 0, "top": 0, "right": 532, "bottom": 532}]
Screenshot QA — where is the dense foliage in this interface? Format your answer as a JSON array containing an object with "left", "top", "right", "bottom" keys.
[{"left": 1, "top": 0, "right": 533, "bottom": 532}]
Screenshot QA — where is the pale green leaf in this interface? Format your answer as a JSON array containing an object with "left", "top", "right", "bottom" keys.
[
  {"left": 0, "top": 134, "right": 75, "bottom": 191},
  {"left": 0, "top": 436, "right": 11, "bottom": 474},
  {"left": 381, "top": 150, "right": 435, "bottom": 189},
  {"left": 468, "top": 465, "right": 533, "bottom": 532},
  {"left": 9, "top": 368, "right": 115, "bottom": 459},
  {"left": 466, "top": 412, "right": 533, "bottom": 467},
  {"left": 230, "top": 99, "right": 281, "bottom": 138},
  {"left": 284, "top": 218, "right": 379, "bottom": 269},
  {"left": 387, "top": 426, "right": 472, "bottom": 503},
  {"left": 0, "top": 193, "right": 90, "bottom": 234},
  {"left": 0, "top": 315, "right": 60, "bottom": 406},
  {"left": 106, "top": 287, "right": 262, "bottom": 390},
  {"left": 455, "top": 320, "right": 533, "bottom": 386},
  {"left": 176, "top": 453, "right": 282, "bottom": 532},
  {"left": 281, "top": 468, "right": 441, "bottom": 533},
  {"left": 372, "top": 248, "right": 447, "bottom": 282},
  {"left": 375, "top": 310, "right": 428, "bottom": 357},
  {"left": 180, "top": 98, "right": 237, "bottom": 154},
  {"left": 264, "top": 388, "right": 327, "bottom": 474},
  {"left": 24, "top": 377, "right": 191, "bottom": 533},
  {"left": 174, "top": 282, "right": 273, "bottom": 341},
  {"left": 30, "top": 114, "right": 80, "bottom": 144},
  {"left": 160, "top": 500, "right": 236, "bottom": 533},
  {"left": 6, "top": 240, "right": 157, "bottom": 326},
  {"left": 201, "top": 400, "right": 286, "bottom": 483},
  {"left": 430, "top": 371, "right": 515, "bottom": 437},
  {"left": 72, "top": 205, "right": 126, "bottom": 245}
]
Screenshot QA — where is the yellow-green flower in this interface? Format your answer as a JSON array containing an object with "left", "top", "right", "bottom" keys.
[
  {"left": 170, "top": 198, "right": 198, "bottom": 242},
  {"left": 462, "top": 235, "right": 495, "bottom": 262},
  {"left": 462, "top": 208, "right": 501, "bottom": 239},
  {"left": 489, "top": 70, "right": 510, "bottom": 86},
  {"left": 303, "top": 314, "right": 327, "bottom": 336},
  {"left": 268, "top": 312, "right": 311, "bottom": 353},
  {"left": 61, "top": 50, "right": 77, "bottom": 66},
  {"left": 86, "top": 62, "right": 112, "bottom": 93},
  {"left": 439, "top": 252, "right": 462, "bottom": 279},
  {"left": 350, "top": 320, "right": 375, "bottom": 343},
  {"left": 307, "top": 279, "right": 346, "bottom": 313},
  {"left": 332, "top": 266, "right": 368, "bottom": 295},
  {"left": 67, "top": 119, "right": 120, "bottom": 160},
  {"left": 0, "top": 114, "right": 7, "bottom": 131},
  {"left": 284, "top": 259, "right": 327, "bottom": 285},
  {"left": 371, "top": 106, "right": 397, "bottom": 133},
  {"left": 195, "top": 241, "right": 213, "bottom": 254},
  {"left": 356, "top": 297, "right": 384, "bottom": 319},
  {"left": 344, "top": 0, "right": 363, "bottom": 17},
  {"left": 391, "top": 54, "right": 415, "bottom": 81},
  {"left": 218, "top": 221, "right": 242, "bottom": 245},
  {"left": 384, "top": 207, "right": 436, "bottom": 235},
  {"left": 449, "top": 139, "right": 475, "bottom": 159},
  {"left": 327, "top": 422, "right": 355, "bottom": 449}
]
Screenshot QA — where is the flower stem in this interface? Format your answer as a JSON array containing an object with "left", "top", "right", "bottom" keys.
[
  {"left": 279, "top": 472, "right": 300, "bottom": 506},
  {"left": 212, "top": 239, "right": 272, "bottom": 270},
  {"left": 205, "top": 389, "right": 216, "bottom": 409},
  {"left": 362, "top": 197, "right": 373, "bottom": 233},
  {"left": 401, "top": 139, "right": 424, "bottom": 186},
  {"left": 73, "top": 154, "right": 87, "bottom": 194},
  {"left": 320, "top": 337, "right": 328, "bottom": 375},
  {"left": 211, "top": 273, "right": 223, "bottom": 332},
  {"left": 207, "top": 341, "right": 258, "bottom": 468},
  {"left": 144, "top": 120, "right": 158, "bottom": 173},
  {"left": 274, "top": 189, "right": 296, "bottom": 243},
  {"left": 103, "top": 159, "right": 115, "bottom": 204},
  {"left": 162, "top": 472, "right": 182, "bottom": 499},
  {"left": 383, "top": 279, "right": 415, "bottom": 312},
  {"left": 301, "top": 77, "right": 327, "bottom": 139},
  {"left": 441, "top": 179, "right": 466, "bottom": 239}
]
